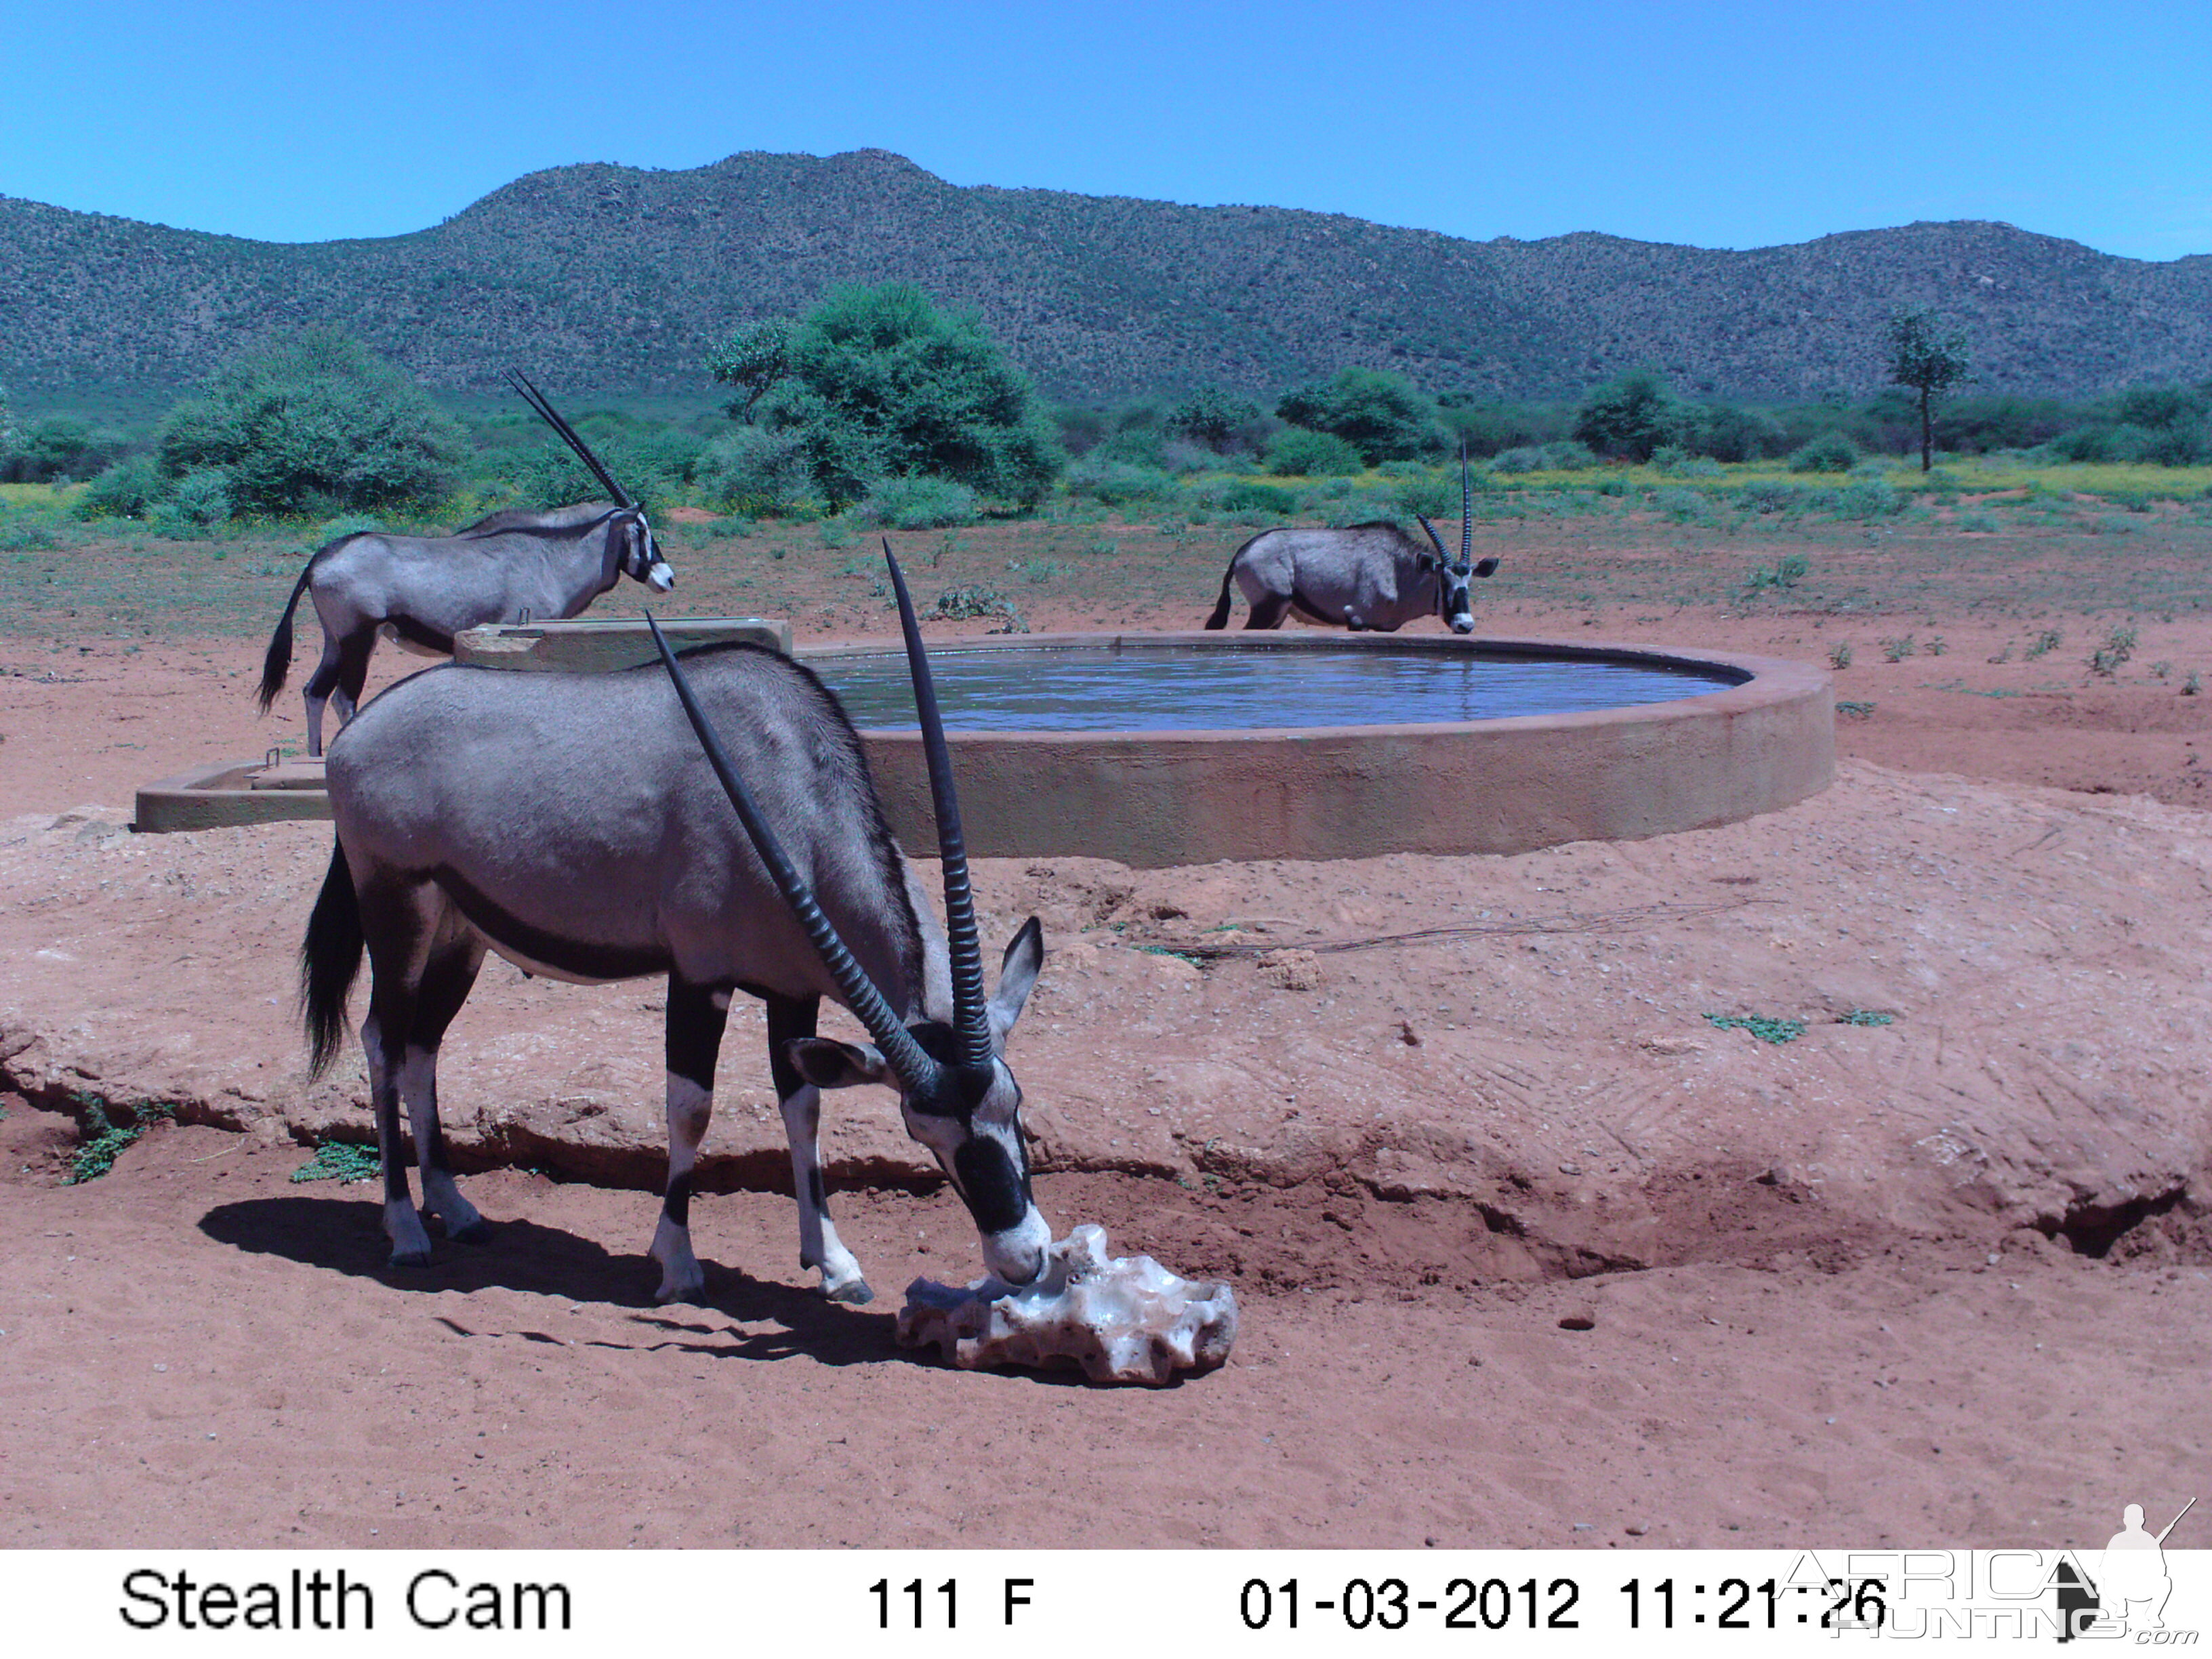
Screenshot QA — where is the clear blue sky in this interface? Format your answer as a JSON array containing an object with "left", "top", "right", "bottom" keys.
[{"left": 5, "top": 0, "right": 2206, "bottom": 260}]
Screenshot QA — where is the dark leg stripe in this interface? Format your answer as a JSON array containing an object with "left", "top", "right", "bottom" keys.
[
  {"left": 764, "top": 994, "right": 820, "bottom": 1101},
  {"left": 662, "top": 1172, "right": 693, "bottom": 1229},
  {"left": 665, "top": 977, "right": 730, "bottom": 1091}
]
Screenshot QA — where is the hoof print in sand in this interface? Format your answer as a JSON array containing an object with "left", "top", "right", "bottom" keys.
[{"left": 896, "top": 1223, "right": 1237, "bottom": 1386}]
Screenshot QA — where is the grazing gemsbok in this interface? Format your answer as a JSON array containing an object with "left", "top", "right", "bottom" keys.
[
  {"left": 257, "top": 370, "right": 675, "bottom": 756},
  {"left": 1204, "top": 451, "right": 1499, "bottom": 632},
  {"left": 299, "top": 541, "right": 1052, "bottom": 1304}
]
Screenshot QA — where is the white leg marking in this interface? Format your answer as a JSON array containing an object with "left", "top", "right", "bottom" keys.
[
  {"left": 651, "top": 1073, "right": 711, "bottom": 1303},
  {"left": 779, "top": 1083, "right": 869, "bottom": 1302}
]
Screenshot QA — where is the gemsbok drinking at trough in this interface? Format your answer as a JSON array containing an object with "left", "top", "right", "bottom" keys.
[
  {"left": 298, "top": 541, "right": 1052, "bottom": 1305},
  {"left": 258, "top": 370, "right": 675, "bottom": 756},
  {"left": 1204, "top": 451, "right": 1499, "bottom": 631}
]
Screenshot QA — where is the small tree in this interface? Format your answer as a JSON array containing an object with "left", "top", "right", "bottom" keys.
[
  {"left": 752, "top": 283, "right": 1061, "bottom": 509},
  {"left": 159, "top": 329, "right": 464, "bottom": 514},
  {"left": 1275, "top": 367, "right": 1437, "bottom": 463},
  {"left": 705, "top": 319, "right": 792, "bottom": 421},
  {"left": 1573, "top": 369, "right": 1683, "bottom": 462},
  {"left": 1885, "top": 308, "right": 1971, "bottom": 472},
  {"left": 1167, "top": 386, "right": 1263, "bottom": 452}
]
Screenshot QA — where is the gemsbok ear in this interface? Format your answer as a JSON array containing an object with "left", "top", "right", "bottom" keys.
[
  {"left": 1474, "top": 556, "right": 1500, "bottom": 578},
  {"left": 988, "top": 916, "right": 1046, "bottom": 1047},
  {"left": 786, "top": 1036, "right": 891, "bottom": 1090}
]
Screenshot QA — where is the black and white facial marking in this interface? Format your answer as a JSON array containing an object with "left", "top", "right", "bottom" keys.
[
  {"left": 790, "top": 1038, "right": 1046, "bottom": 1283},
  {"left": 1434, "top": 554, "right": 1500, "bottom": 634},
  {"left": 619, "top": 511, "right": 675, "bottom": 593},
  {"left": 784, "top": 918, "right": 1049, "bottom": 1284}
]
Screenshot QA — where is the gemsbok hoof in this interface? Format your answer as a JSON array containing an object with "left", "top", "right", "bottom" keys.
[
  {"left": 446, "top": 1219, "right": 493, "bottom": 1246},
  {"left": 388, "top": 1246, "right": 434, "bottom": 1269},
  {"left": 826, "top": 1278, "right": 875, "bottom": 1305}
]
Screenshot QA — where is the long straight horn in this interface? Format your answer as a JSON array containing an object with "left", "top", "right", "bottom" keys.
[
  {"left": 505, "top": 368, "right": 638, "bottom": 510},
  {"left": 882, "top": 539, "right": 991, "bottom": 1070},
  {"left": 1458, "top": 441, "right": 1474, "bottom": 572},
  {"left": 647, "top": 613, "right": 941, "bottom": 1091}
]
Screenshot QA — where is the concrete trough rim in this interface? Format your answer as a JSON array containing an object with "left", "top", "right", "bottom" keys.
[
  {"left": 136, "top": 629, "right": 1832, "bottom": 864},
  {"left": 817, "top": 630, "right": 1831, "bottom": 865}
]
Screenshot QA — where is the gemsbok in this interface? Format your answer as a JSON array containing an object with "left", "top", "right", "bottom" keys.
[
  {"left": 300, "top": 541, "right": 1051, "bottom": 1305},
  {"left": 258, "top": 371, "right": 674, "bottom": 755},
  {"left": 1204, "top": 450, "right": 1498, "bottom": 631}
]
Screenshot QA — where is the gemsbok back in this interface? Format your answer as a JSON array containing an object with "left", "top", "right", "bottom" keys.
[
  {"left": 300, "top": 541, "right": 1052, "bottom": 1304},
  {"left": 1204, "top": 451, "right": 1498, "bottom": 632},
  {"left": 258, "top": 371, "right": 675, "bottom": 756}
]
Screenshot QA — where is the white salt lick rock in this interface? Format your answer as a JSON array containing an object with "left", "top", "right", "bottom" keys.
[{"left": 897, "top": 1223, "right": 1238, "bottom": 1385}]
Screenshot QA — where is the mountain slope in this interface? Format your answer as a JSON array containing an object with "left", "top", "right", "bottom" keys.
[{"left": 3, "top": 148, "right": 2206, "bottom": 403}]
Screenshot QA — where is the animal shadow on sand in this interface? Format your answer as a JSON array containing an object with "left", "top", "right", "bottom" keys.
[{"left": 197, "top": 1194, "right": 899, "bottom": 1369}]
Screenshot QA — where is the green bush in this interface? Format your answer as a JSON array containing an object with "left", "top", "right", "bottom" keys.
[
  {"left": 1490, "top": 441, "right": 1597, "bottom": 473},
  {"left": 1689, "top": 403, "right": 1784, "bottom": 462},
  {"left": 1089, "top": 422, "right": 1168, "bottom": 468},
  {"left": 1788, "top": 433, "right": 1860, "bottom": 472},
  {"left": 1167, "top": 386, "right": 1263, "bottom": 451},
  {"left": 75, "top": 455, "right": 165, "bottom": 520},
  {"left": 860, "top": 474, "right": 979, "bottom": 530},
  {"left": 1652, "top": 485, "right": 1715, "bottom": 524},
  {"left": 159, "top": 329, "right": 463, "bottom": 515},
  {"left": 1932, "top": 394, "right": 2071, "bottom": 453},
  {"left": 696, "top": 426, "right": 815, "bottom": 515},
  {"left": 1382, "top": 469, "right": 1463, "bottom": 520},
  {"left": 1574, "top": 369, "right": 1684, "bottom": 462},
  {"left": 1835, "top": 478, "right": 1902, "bottom": 518},
  {"left": 2110, "top": 384, "right": 2206, "bottom": 432},
  {"left": 1264, "top": 427, "right": 1365, "bottom": 476},
  {"left": 1324, "top": 493, "right": 1406, "bottom": 529},
  {"left": 1217, "top": 480, "right": 1297, "bottom": 515},
  {"left": 0, "top": 512, "right": 62, "bottom": 550},
  {"left": 513, "top": 421, "right": 704, "bottom": 514},
  {"left": 2067, "top": 420, "right": 2212, "bottom": 466},
  {"left": 754, "top": 283, "right": 1063, "bottom": 508},
  {"left": 1065, "top": 457, "right": 1177, "bottom": 506},
  {"left": 1276, "top": 367, "right": 1439, "bottom": 463},
  {"left": 1439, "top": 398, "right": 1562, "bottom": 458},
  {"left": 1738, "top": 479, "right": 1807, "bottom": 514},
  {"left": 1, "top": 416, "right": 131, "bottom": 484},
  {"left": 156, "top": 468, "right": 233, "bottom": 530}
]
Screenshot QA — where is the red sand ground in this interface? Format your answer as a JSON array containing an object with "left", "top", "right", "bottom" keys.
[{"left": 1, "top": 517, "right": 2207, "bottom": 1550}]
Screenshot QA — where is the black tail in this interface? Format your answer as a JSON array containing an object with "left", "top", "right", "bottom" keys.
[
  {"left": 258, "top": 558, "right": 319, "bottom": 713},
  {"left": 1204, "top": 556, "right": 1238, "bottom": 630},
  {"left": 301, "top": 840, "right": 365, "bottom": 1079}
]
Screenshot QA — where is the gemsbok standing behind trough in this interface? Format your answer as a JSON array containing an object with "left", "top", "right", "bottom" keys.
[
  {"left": 1204, "top": 451, "right": 1499, "bottom": 632},
  {"left": 300, "top": 540, "right": 1052, "bottom": 1305},
  {"left": 258, "top": 370, "right": 674, "bottom": 756}
]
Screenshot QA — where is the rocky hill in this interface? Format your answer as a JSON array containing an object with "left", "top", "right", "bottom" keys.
[{"left": 3, "top": 148, "right": 2207, "bottom": 405}]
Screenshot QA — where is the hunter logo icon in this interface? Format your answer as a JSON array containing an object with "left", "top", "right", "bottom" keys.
[{"left": 2058, "top": 1496, "right": 2196, "bottom": 1640}]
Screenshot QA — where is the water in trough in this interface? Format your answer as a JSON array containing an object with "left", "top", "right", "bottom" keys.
[{"left": 809, "top": 642, "right": 1744, "bottom": 732}]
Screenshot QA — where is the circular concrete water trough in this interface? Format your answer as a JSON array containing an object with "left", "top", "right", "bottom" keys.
[
  {"left": 136, "top": 628, "right": 1831, "bottom": 865},
  {"left": 819, "top": 632, "right": 1831, "bottom": 867}
]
